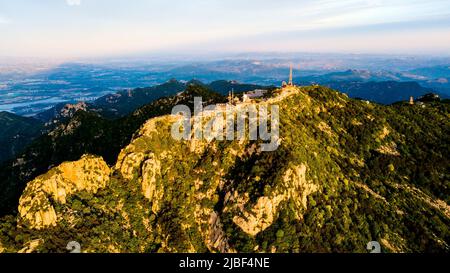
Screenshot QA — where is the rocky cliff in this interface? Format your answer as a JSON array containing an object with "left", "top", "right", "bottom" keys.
[{"left": 0, "top": 86, "right": 448, "bottom": 253}]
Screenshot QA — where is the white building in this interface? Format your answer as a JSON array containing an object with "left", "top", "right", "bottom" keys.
[{"left": 245, "top": 89, "right": 267, "bottom": 99}]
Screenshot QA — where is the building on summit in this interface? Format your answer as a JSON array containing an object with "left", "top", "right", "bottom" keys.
[
  {"left": 246, "top": 89, "right": 266, "bottom": 99},
  {"left": 242, "top": 93, "right": 249, "bottom": 103}
]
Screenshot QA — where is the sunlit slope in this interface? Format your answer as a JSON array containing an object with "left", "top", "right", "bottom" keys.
[{"left": 1, "top": 86, "right": 448, "bottom": 253}]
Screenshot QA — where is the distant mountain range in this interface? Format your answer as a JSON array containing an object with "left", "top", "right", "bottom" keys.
[
  {"left": 0, "top": 59, "right": 448, "bottom": 165},
  {"left": 0, "top": 83, "right": 228, "bottom": 215},
  {"left": 0, "top": 112, "right": 44, "bottom": 162},
  {"left": 0, "top": 76, "right": 445, "bottom": 165},
  {"left": 324, "top": 81, "right": 435, "bottom": 105},
  {"left": 297, "top": 68, "right": 449, "bottom": 96},
  {"left": 1, "top": 57, "right": 449, "bottom": 116},
  {"left": 35, "top": 79, "right": 272, "bottom": 122},
  {"left": 0, "top": 80, "right": 272, "bottom": 165}
]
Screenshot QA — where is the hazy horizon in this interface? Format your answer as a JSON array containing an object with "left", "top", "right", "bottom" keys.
[{"left": 1, "top": 0, "right": 450, "bottom": 59}]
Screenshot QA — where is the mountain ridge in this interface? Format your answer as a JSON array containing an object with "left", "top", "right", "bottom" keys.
[
  {"left": 0, "top": 80, "right": 271, "bottom": 164},
  {"left": 0, "top": 112, "right": 44, "bottom": 163},
  {"left": 0, "top": 85, "right": 448, "bottom": 253}
]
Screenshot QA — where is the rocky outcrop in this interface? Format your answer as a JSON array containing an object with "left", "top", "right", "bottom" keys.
[
  {"left": 18, "top": 239, "right": 44, "bottom": 253},
  {"left": 18, "top": 155, "right": 110, "bottom": 229},
  {"left": 284, "top": 164, "right": 320, "bottom": 220},
  {"left": 233, "top": 194, "right": 285, "bottom": 236},
  {"left": 232, "top": 164, "right": 319, "bottom": 236},
  {"left": 2, "top": 85, "right": 447, "bottom": 253},
  {"left": 114, "top": 114, "right": 234, "bottom": 252},
  {"left": 207, "top": 212, "right": 235, "bottom": 253}
]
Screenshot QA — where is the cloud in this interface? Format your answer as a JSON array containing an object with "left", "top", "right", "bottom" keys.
[{"left": 66, "top": 0, "right": 81, "bottom": 6}]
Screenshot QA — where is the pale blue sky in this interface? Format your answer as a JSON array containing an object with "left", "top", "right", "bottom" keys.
[{"left": 0, "top": 0, "right": 449, "bottom": 58}]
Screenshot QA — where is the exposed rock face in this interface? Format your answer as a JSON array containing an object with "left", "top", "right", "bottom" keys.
[
  {"left": 233, "top": 194, "right": 285, "bottom": 236},
  {"left": 113, "top": 115, "right": 233, "bottom": 252},
  {"left": 18, "top": 155, "right": 110, "bottom": 229},
  {"left": 115, "top": 115, "right": 189, "bottom": 215},
  {"left": 207, "top": 212, "right": 235, "bottom": 253},
  {"left": 18, "top": 239, "right": 44, "bottom": 253},
  {"left": 285, "top": 165, "right": 319, "bottom": 217},
  {"left": 232, "top": 164, "right": 319, "bottom": 236},
  {"left": 141, "top": 154, "right": 163, "bottom": 212},
  {"left": 1, "top": 85, "right": 448, "bottom": 253},
  {"left": 59, "top": 102, "right": 89, "bottom": 119}
]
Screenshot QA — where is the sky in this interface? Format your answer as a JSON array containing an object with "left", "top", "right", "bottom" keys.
[{"left": 0, "top": 0, "right": 450, "bottom": 59}]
